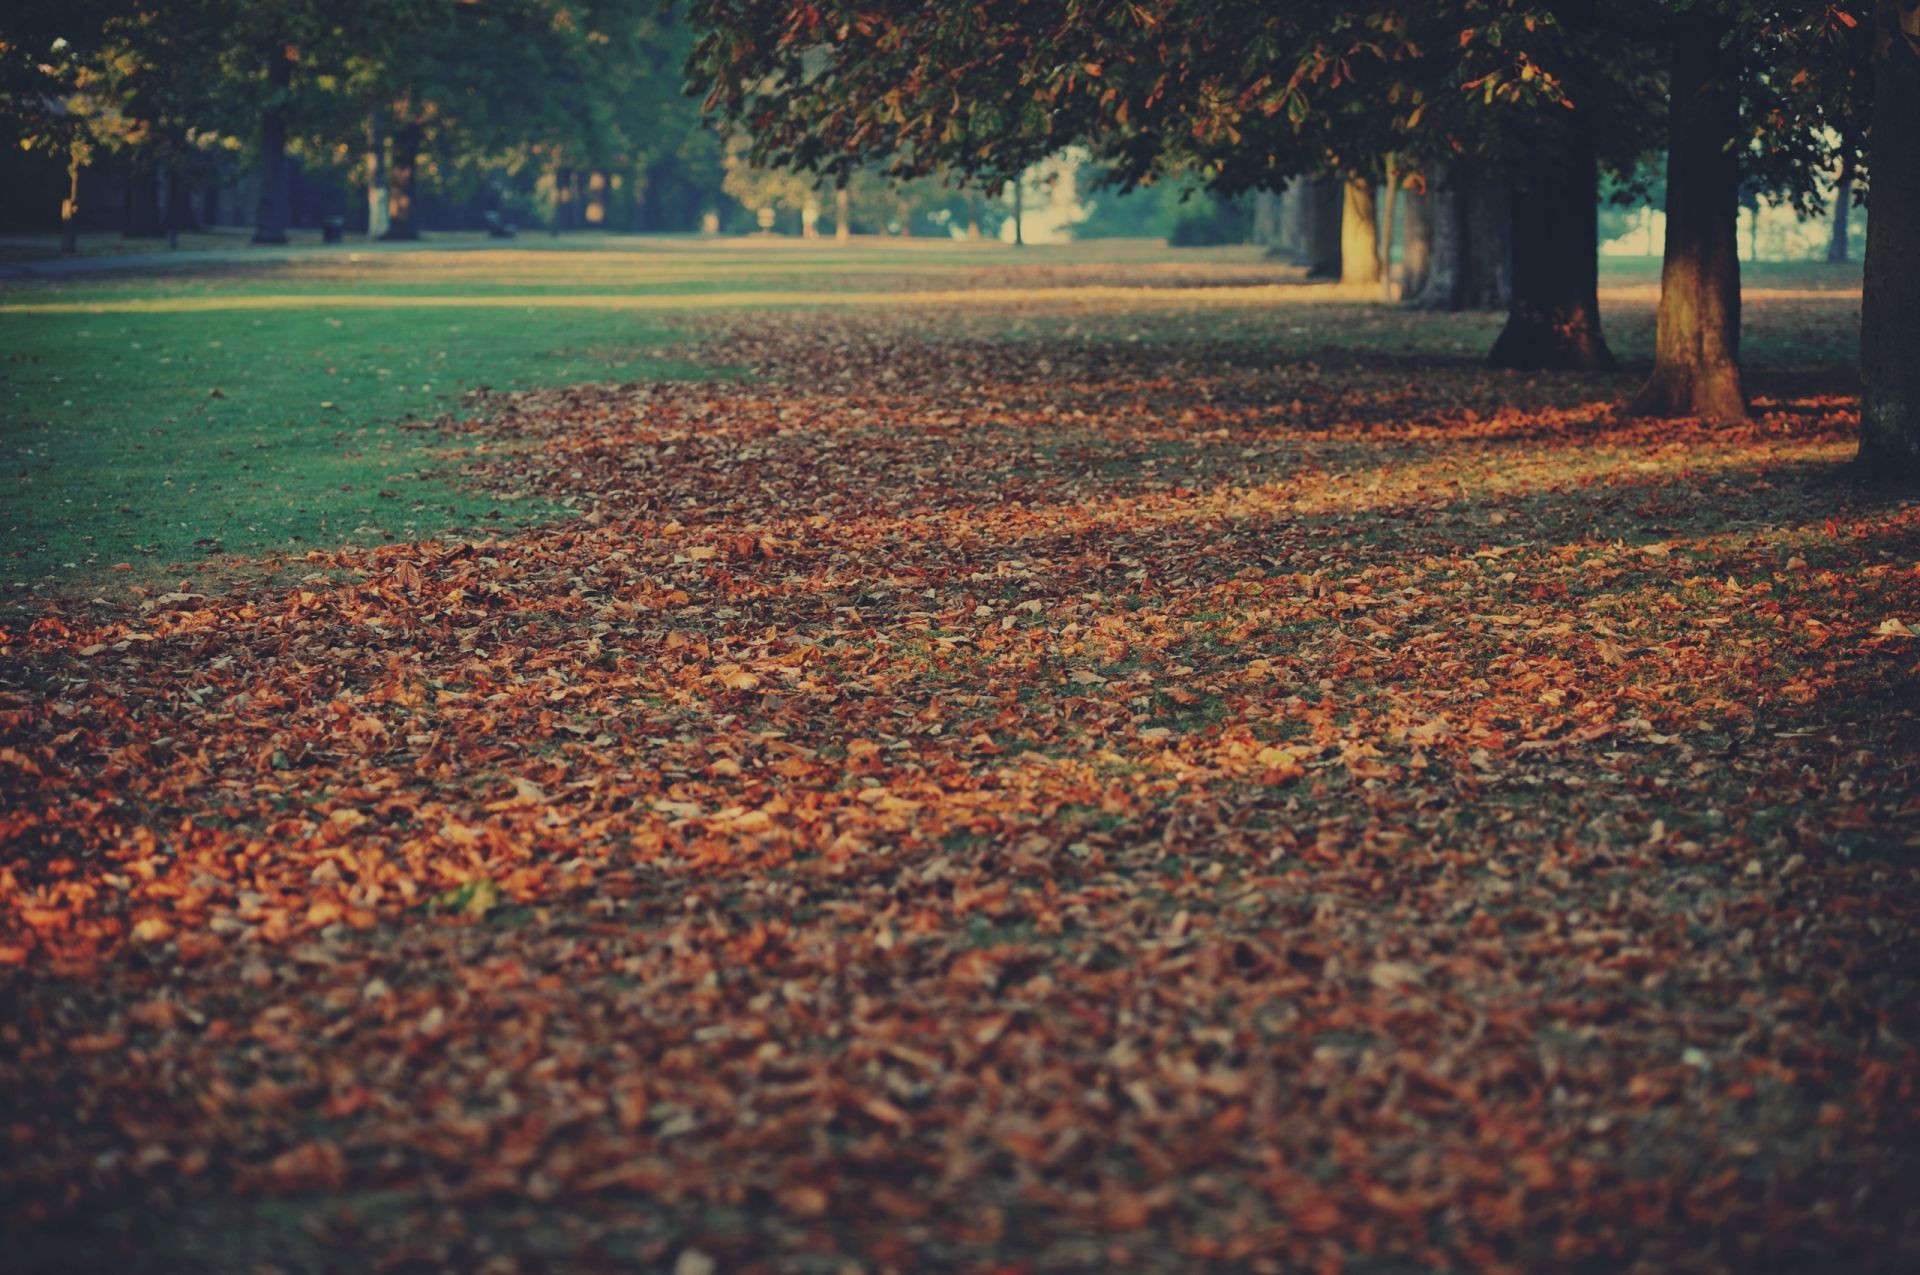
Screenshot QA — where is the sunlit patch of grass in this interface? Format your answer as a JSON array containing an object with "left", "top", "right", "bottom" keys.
[{"left": 2, "top": 304, "right": 707, "bottom": 600}]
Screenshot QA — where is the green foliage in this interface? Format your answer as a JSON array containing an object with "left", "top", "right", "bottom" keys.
[
  {"left": 684, "top": 0, "right": 1863, "bottom": 216},
  {"left": 0, "top": 1, "right": 729, "bottom": 234}
]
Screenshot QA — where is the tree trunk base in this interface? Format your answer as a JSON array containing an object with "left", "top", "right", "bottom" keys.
[
  {"left": 1487, "top": 309, "right": 1618, "bottom": 372},
  {"left": 1626, "top": 361, "right": 1746, "bottom": 422},
  {"left": 1845, "top": 440, "right": 1920, "bottom": 485}
]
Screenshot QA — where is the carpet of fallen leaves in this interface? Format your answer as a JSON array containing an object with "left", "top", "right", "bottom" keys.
[{"left": 4, "top": 280, "right": 1920, "bottom": 1274}]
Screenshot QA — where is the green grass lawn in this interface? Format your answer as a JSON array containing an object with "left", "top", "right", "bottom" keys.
[
  {"left": 2, "top": 238, "right": 1862, "bottom": 606},
  {"left": 3, "top": 298, "right": 714, "bottom": 601}
]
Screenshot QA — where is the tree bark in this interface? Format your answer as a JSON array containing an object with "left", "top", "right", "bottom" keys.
[
  {"left": 382, "top": 121, "right": 422, "bottom": 240},
  {"left": 1416, "top": 162, "right": 1464, "bottom": 307},
  {"left": 1307, "top": 175, "right": 1341, "bottom": 278},
  {"left": 1828, "top": 149, "right": 1855, "bottom": 263},
  {"left": 1290, "top": 176, "right": 1320, "bottom": 263},
  {"left": 164, "top": 163, "right": 200, "bottom": 248},
  {"left": 1628, "top": 8, "right": 1745, "bottom": 420},
  {"left": 1252, "top": 189, "right": 1281, "bottom": 247},
  {"left": 550, "top": 164, "right": 570, "bottom": 235},
  {"left": 1379, "top": 157, "right": 1400, "bottom": 299},
  {"left": 252, "top": 41, "right": 292, "bottom": 245},
  {"left": 60, "top": 149, "right": 81, "bottom": 255},
  {"left": 1012, "top": 179, "right": 1024, "bottom": 247},
  {"left": 1341, "top": 175, "right": 1381, "bottom": 287},
  {"left": 1400, "top": 184, "right": 1431, "bottom": 300},
  {"left": 1464, "top": 177, "right": 1513, "bottom": 309},
  {"left": 366, "top": 110, "right": 390, "bottom": 239},
  {"left": 1415, "top": 163, "right": 1509, "bottom": 310},
  {"left": 1487, "top": 115, "right": 1614, "bottom": 371},
  {"left": 1276, "top": 178, "right": 1304, "bottom": 260},
  {"left": 1858, "top": 2, "right": 1920, "bottom": 476}
]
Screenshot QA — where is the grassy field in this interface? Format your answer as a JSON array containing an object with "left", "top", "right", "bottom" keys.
[{"left": 2, "top": 237, "right": 1863, "bottom": 605}]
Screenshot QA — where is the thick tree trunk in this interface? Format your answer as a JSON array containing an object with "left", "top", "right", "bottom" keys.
[
  {"left": 1252, "top": 189, "right": 1281, "bottom": 247},
  {"left": 1341, "top": 176, "right": 1381, "bottom": 287},
  {"left": 382, "top": 122, "right": 422, "bottom": 240},
  {"left": 1287, "top": 177, "right": 1315, "bottom": 265},
  {"left": 1275, "top": 178, "right": 1304, "bottom": 260},
  {"left": 1416, "top": 163, "right": 1509, "bottom": 310},
  {"left": 1401, "top": 185, "right": 1432, "bottom": 300},
  {"left": 1858, "top": 2, "right": 1920, "bottom": 476},
  {"left": 1628, "top": 8, "right": 1745, "bottom": 421},
  {"left": 1416, "top": 163, "right": 1464, "bottom": 307},
  {"left": 1828, "top": 150, "right": 1855, "bottom": 263},
  {"left": 1487, "top": 117, "right": 1614, "bottom": 371},
  {"left": 1307, "top": 175, "right": 1341, "bottom": 278},
  {"left": 1464, "top": 178, "right": 1513, "bottom": 308},
  {"left": 366, "top": 111, "right": 390, "bottom": 239},
  {"left": 252, "top": 41, "right": 292, "bottom": 245}
]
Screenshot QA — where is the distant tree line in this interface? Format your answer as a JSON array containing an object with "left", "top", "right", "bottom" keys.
[{"left": 0, "top": 0, "right": 730, "bottom": 243}]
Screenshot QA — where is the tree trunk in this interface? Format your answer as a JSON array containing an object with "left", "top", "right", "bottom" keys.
[
  {"left": 1828, "top": 149, "right": 1855, "bottom": 263},
  {"left": 164, "top": 163, "right": 199, "bottom": 248},
  {"left": 1416, "top": 162, "right": 1464, "bottom": 307},
  {"left": 366, "top": 111, "right": 390, "bottom": 239},
  {"left": 252, "top": 41, "right": 292, "bottom": 245},
  {"left": 1487, "top": 115, "right": 1614, "bottom": 370},
  {"left": 1464, "top": 177, "right": 1513, "bottom": 309},
  {"left": 1379, "top": 157, "right": 1400, "bottom": 300},
  {"left": 966, "top": 190, "right": 982, "bottom": 239},
  {"left": 1290, "top": 176, "right": 1320, "bottom": 263},
  {"left": 1858, "top": 1, "right": 1920, "bottom": 476},
  {"left": 835, "top": 186, "right": 851, "bottom": 241},
  {"left": 1252, "top": 189, "right": 1280, "bottom": 247},
  {"left": 550, "top": 164, "right": 569, "bottom": 235},
  {"left": 1341, "top": 176, "right": 1381, "bottom": 287},
  {"left": 1012, "top": 179, "right": 1024, "bottom": 247},
  {"left": 1417, "top": 164, "right": 1511, "bottom": 311},
  {"left": 1276, "top": 178, "right": 1304, "bottom": 260},
  {"left": 1307, "top": 175, "right": 1341, "bottom": 278},
  {"left": 1627, "top": 8, "right": 1745, "bottom": 421},
  {"left": 1401, "top": 184, "right": 1432, "bottom": 299},
  {"left": 60, "top": 150, "right": 81, "bottom": 255},
  {"left": 382, "top": 122, "right": 422, "bottom": 240}
]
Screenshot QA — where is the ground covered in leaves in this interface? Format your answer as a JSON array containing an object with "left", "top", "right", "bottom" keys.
[{"left": 4, "top": 267, "right": 1919, "bottom": 1273}]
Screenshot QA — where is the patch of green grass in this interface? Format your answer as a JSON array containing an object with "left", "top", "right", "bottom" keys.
[{"left": 2, "top": 302, "right": 710, "bottom": 600}]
